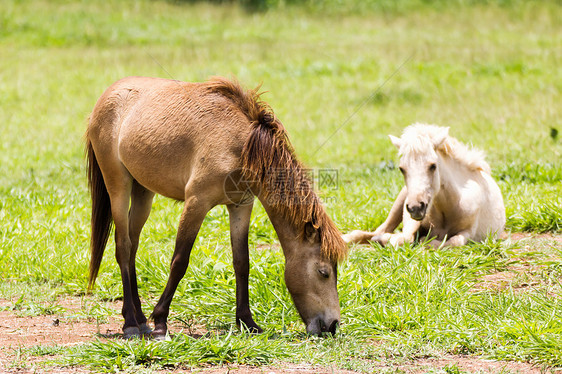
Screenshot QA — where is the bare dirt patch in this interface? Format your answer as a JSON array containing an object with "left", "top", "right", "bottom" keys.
[
  {"left": 473, "top": 232, "right": 562, "bottom": 293},
  {"left": 0, "top": 296, "right": 122, "bottom": 373},
  {"left": 386, "top": 354, "right": 553, "bottom": 373},
  {"left": 509, "top": 232, "right": 562, "bottom": 243},
  {"left": 0, "top": 297, "right": 122, "bottom": 348}
]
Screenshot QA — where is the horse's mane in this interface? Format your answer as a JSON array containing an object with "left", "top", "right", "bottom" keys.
[
  {"left": 204, "top": 77, "right": 347, "bottom": 263},
  {"left": 400, "top": 123, "right": 491, "bottom": 174}
]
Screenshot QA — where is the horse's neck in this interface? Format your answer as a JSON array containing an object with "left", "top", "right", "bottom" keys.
[
  {"left": 436, "top": 154, "right": 476, "bottom": 203},
  {"left": 258, "top": 197, "right": 300, "bottom": 258}
]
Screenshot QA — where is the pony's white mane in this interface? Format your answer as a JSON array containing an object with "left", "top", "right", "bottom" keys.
[{"left": 399, "top": 123, "right": 491, "bottom": 174}]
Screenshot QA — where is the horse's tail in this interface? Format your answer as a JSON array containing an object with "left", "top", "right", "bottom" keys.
[{"left": 86, "top": 138, "right": 113, "bottom": 291}]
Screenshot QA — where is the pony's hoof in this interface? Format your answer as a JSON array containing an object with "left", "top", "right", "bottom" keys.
[
  {"left": 152, "top": 330, "right": 171, "bottom": 341},
  {"left": 239, "top": 324, "right": 263, "bottom": 334},
  {"left": 237, "top": 318, "right": 263, "bottom": 334},
  {"left": 370, "top": 235, "right": 385, "bottom": 245},
  {"left": 123, "top": 326, "right": 141, "bottom": 339},
  {"left": 139, "top": 323, "right": 152, "bottom": 337}
]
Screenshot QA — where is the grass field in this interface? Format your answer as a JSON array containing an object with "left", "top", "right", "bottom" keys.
[{"left": 1, "top": 0, "right": 562, "bottom": 372}]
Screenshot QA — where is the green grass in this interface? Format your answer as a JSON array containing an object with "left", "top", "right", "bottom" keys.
[{"left": 1, "top": 0, "right": 561, "bottom": 372}]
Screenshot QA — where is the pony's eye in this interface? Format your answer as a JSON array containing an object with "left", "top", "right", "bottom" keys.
[
  {"left": 318, "top": 268, "right": 330, "bottom": 279},
  {"left": 429, "top": 163, "right": 437, "bottom": 172}
]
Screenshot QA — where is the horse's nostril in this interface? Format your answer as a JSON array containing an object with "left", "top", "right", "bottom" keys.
[
  {"left": 319, "top": 318, "right": 326, "bottom": 333},
  {"left": 406, "top": 204, "right": 413, "bottom": 213},
  {"left": 328, "top": 320, "right": 339, "bottom": 336},
  {"left": 420, "top": 201, "right": 425, "bottom": 209}
]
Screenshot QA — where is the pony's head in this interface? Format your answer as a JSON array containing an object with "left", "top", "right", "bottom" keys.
[
  {"left": 389, "top": 124, "right": 449, "bottom": 221},
  {"left": 283, "top": 219, "right": 342, "bottom": 336}
]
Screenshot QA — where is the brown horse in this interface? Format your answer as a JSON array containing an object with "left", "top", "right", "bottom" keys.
[{"left": 86, "top": 76, "right": 347, "bottom": 339}]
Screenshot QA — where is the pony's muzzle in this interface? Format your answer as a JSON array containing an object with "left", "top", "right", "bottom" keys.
[
  {"left": 406, "top": 201, "right": 427, "bottom": 221},
  {"left": 306, "top": 316, "right": 340, "bottom": 336}
]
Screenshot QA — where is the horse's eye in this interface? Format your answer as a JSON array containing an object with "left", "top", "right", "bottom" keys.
[
  {"left": 429, "top": 163, "right": 437, "bottom": 172},
  {"left": 318, "top": 268, "right": 330, "bottom": 279},
  {"left": 399, "top": 167, "right": 405, "bottom": 175}
]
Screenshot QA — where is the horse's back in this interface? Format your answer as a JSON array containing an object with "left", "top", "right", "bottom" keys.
[
  {"left": 87, "top": 76, "right": 252, "bottom": 201},
  {"left": 424, "top": 159, "right": 505, "bottom": 242},
  {"left": 477, "top": 170, "right": 505, "bottom": 239},
  {"left": 444, "top": 169, "right": 505, "bottom": 241}
]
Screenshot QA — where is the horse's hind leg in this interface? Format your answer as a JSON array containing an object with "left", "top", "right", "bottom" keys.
[
  {"left": 151, "top": 194, "right": 210, "bottom": 340},
  {"left": 104, "top": 171, "right": 141, "bottom": 338},
  {"left": 128, "top": 181, "right": 155, "bottom": 336},
  {"left": 227, "top": 203, "right": 262, "bottom": 333}
]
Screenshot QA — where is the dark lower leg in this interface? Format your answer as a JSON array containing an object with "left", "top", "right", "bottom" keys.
[
  {"left": 151, "top": 247, "right": 193, "bottom": 337},
  {"left": 127, "top": 183, "right": 154, "bottom": 334},
  {"left": 114, "top": 228, "right": 139, "bottom": 335},
  {"left": 228, "top": 204, "right": 261, "bottom": 333},
  {"left": 151, "top": 197, "right": 207, "bottom": 339},
  {"left": 233, "top": 252, "right": 261, "bottom": 333},
  {"left": 129, "top": 265, "right": 148, "bottom": 326}
]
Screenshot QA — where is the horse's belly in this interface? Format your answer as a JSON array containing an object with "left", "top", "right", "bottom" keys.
[
  {"left": 117, "top": 135, "right": 193, "bottom": 200},
  {"left": 132, "top": 169, "right": 187, "bottom": 200}
]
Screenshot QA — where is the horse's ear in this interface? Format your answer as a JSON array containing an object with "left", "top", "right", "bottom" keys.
[
  {"left": 389, "top": 134, "right": 402, "bottom": 149},
  {"left": 304, "top": 222, "right": 319, "bottom": 243},
  {"left": 433, "top": 127, "right": 449, "bottom": 149}
]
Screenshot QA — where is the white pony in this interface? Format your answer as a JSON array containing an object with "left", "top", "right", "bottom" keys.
[{"left": 344, "top": 123, "right": 506, "bottom": 247}]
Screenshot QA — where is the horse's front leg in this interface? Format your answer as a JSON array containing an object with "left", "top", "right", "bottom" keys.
[
  {"left": 151, "top": 196, "right": 209, "bottom": 340},
  {"left": 373, "top": 186, "right": 408, "bottom": 236},
  {"left": 428, "top": 230, "right": 471, "bottom": 248},
  {"left": 227, "top": 202, "right": 263, "bottom": 333},
  {"left": 341, "top": 230, "right": 376, "bottom": 244},
  {"left": 342, "top": 187, "right": 409, "bottom": 245},
  {"left": 383, "top": 209, "right": 421, "bottom": 247}
]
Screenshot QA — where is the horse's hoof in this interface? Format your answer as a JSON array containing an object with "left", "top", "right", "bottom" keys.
[
  {"left": 370, "top": 235, "right": 385, "bottom": 245},
  {"left": 139, "top": 323, "right": 152, "bottom": 337},
  {"left": 123, "top": 326, "right": 141, "bottom": 339},
  {"left": 152, "top": 331, "right": 171, "bottom": 341},
  {"left": 240, "top": 324, "right": 263, "bottom": 334},
  {"left": 237, "top": 319, "right": 263, "bottom": 334}
]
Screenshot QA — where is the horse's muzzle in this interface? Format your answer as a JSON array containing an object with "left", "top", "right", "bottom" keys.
[
  {"left": 406, "top": 201, "right": 427, "bottom": 221},
  {"left": 306, "top": 316, "right": 339, "bottom": 336}
]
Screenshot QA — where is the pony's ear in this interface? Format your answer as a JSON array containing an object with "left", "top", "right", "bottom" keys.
[
  {"left": 304, "top": 222, "right": 319, "bottom": 244},
  {"left": 433, "top": 127, "right": 449, "bottom": 149},
  {"left": 389, "top": 134, "right": 402, "bottom": 149}
]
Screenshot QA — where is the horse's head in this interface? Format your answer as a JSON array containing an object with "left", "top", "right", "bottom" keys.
[
  {"left": 390, "top": 125, "right": 449, "bottom": 221},
  {"left": 283, "top": 222, "right": 341, "bottom": 336}
]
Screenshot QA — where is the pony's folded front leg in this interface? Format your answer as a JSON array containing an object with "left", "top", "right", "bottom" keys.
[
  {"left": 227, "top": 203, "right": 263, "bottom": 333},
  {"left": 373, "top": 187, "right": 408, "bottom": 236},
  {"left": 341, "top": 230, "right": 377, "bottom": 244},
  {"left": 342, "top": 188, "right": 408, "bottom": 245},
  {"left": 425, "top": 230, "right": 471, "bottom": 248},
  {"left": 443, "top": 231, "right": 471, "bottom": 247},
  {"left": 151, "top": 196, "right": 210, "bottom": 340},
  {"left": 385, "top": 211, "right": 421, "bottom": 247}
]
